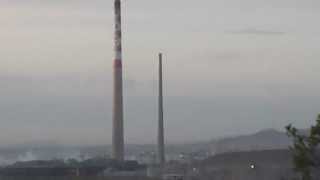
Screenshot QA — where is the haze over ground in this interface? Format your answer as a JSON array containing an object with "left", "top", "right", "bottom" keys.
[{"left": 0, "top": 0, "right": 320, "bottom": 146}]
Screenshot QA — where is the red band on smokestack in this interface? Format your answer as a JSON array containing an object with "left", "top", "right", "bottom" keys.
[
  {"left": 114, "top": 60, "right": 122, "bottom": 68},
  {"left": 112, "top": 0, "right": 124, "bottom": 161}
]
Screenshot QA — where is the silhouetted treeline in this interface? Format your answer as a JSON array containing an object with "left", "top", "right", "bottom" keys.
[{"left": 0, "top": 176, "right": 159, "bottom": 180}]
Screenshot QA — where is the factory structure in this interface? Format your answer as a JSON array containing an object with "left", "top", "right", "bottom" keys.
[
  {"left": 0, "top": 0, "right": 170, "bottom": 178},
  {"left": 111, "top": 1, "right": 168, "bottom": 178},
  {"left": 112, "top": 0, "right": 166, "bottom": 167},
  {"left": 112, "top": 0, "right": 125, "bottom": 162},
  {"left": 0, "top": 1, "right": 314, "bottom": 180},
  {"left": 157, "top": 53, "right": 166, "bottom": 166}
]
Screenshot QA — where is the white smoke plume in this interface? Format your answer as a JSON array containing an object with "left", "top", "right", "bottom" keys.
[{"left": 17, "top": 151, "right": 38, "bottom": 162}]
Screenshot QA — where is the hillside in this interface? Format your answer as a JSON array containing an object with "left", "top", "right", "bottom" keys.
[{"left": 211, "top": 129, "right": 292, "bottom": 154}]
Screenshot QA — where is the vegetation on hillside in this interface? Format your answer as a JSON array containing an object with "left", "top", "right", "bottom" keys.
[{"left": 286, "top": 114, "right": 320, "bottom": 180}]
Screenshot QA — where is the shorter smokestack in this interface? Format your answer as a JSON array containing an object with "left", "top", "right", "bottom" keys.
[{"left": 157, "top": 53, "right": 165, "bottom": 166}]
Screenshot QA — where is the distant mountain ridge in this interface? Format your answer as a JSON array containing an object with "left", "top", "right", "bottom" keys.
[{"left": 211, "top": 129, "right": 294, "bottom": 154}]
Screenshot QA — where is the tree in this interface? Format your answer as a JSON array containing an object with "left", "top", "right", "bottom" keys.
[{"left": 286, "top": 114, "right": 320, "bottom": 180}]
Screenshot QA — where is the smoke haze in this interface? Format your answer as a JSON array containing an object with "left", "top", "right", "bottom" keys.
[{"left": 0, "top": 0, "right": 320, "bottom": 145}]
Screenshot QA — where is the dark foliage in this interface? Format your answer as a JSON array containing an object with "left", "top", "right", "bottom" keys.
[{"left": 286, "top": 114, "right": 320, "bottom": 180}]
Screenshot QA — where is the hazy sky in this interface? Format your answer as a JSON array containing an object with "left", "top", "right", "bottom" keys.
[{"left": 0, "top": 0, "right": 320, "bottom": 146}]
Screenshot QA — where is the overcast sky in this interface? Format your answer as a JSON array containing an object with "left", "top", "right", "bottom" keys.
[{"left": 0, "top": 0, "right": 320, "bottom": 146}]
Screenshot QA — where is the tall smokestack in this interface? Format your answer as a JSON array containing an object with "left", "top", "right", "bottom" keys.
[
  {"left": 157, "top": 53, "right": 165, "bottom": 165},
  {"left": 112, "top": 0, "right": 124, "bottom": 161}
]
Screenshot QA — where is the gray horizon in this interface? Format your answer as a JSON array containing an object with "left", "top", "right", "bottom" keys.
[{"left": 0, "top": 0, "right": 319, "bottom": 146}]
